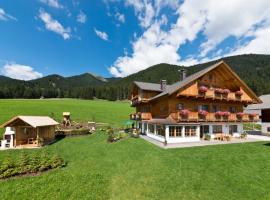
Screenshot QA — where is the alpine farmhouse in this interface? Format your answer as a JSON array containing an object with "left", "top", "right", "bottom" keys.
[{"left": 129, "top": 61, "right": 262, "bottom": 144}]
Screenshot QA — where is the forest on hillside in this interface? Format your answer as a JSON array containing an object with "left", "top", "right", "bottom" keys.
[{"left": 0, "top": 54, "right": 270, "bottom": 100}]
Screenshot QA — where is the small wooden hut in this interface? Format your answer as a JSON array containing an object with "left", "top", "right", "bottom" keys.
[{"left": 0, "top": 116, "right": 59, "bottom": 148}]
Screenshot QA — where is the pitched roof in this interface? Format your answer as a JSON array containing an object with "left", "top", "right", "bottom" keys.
[
  {"left": 0, "top": 116, "right": 59, "bottom": 128},
  {"left": 246, "top": 94, "right": 270, "bottom": 110},
  {"left": 133, "top": 81, "right": 164, "bottom": 92},
  {"left": 148, "top": 61, "right": 261, "bottom": 103},
  {"left": 149, "top": 61, "right": 224, "bottom": 101}
]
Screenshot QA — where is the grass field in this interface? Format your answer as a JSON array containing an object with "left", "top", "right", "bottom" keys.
[
  {"left": 1, "top": 99, "right": 270, "bottom": 199},
  {"left": 0, "top": 99, "right": 133, "bottom": 135}
]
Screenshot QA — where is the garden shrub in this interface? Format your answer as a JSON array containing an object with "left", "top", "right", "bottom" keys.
[
  {"left": 0, "top": 151, "right": 66, "bottom": 179},
  {"left": 204, "top": 134, "right": 211, "bottom": 141}
]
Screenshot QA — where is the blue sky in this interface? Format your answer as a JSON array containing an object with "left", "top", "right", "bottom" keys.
[{"left": 0, "top": 0, "right": 270, "bottom": 80}]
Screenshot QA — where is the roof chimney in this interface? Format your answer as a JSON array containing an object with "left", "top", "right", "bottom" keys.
[
  {"left": 160, "top": 80, "right": 167, "bottom": 91},
  {"left": 179, "top": 68, "right": 187, "bottom": 81}
]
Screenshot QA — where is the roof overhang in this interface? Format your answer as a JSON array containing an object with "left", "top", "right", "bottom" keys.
[{"left": 0, "top": 116, "right": 59, "bottom": 128}]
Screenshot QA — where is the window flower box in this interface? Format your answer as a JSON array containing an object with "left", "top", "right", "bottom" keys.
[
  {"left": 198, "top": 110, "right": 208, "bottom": 116},
  {"left": 222, "top": 111, "right": 231, "bottom": 117},
  {"left": 236, "top": 112, "right": 245, "bottom": 118},
  {"left": 222, "top": 89, "right": 230, "bottom": 94},
  {"left": 249, "top": 113, "right": 257, "bottom": 118},
  {"left": 215, "top": 111, "right": 224, "bottom": 116},
  {"left": 199, "top": 86, "right": 208, "bottom": 93},
  {"left": 215, "top": 88, "right": 223, "bottom": 94},
  {"left": 235, "top": 90, "right": 243, "bottom": 96},
  {"left": 180, "top": 109, "right": 191, "bottom": 116}
]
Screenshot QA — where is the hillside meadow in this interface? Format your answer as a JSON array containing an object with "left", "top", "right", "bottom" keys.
[
  {"left": 1, "top": 99, "right": 270, "bottom": 199},
  {"left": 0, "top": 99, "right": 133, "bottom": 135}
]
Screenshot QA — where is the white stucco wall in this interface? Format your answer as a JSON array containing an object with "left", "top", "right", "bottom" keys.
[
  {"left": 262, "top": 123, "right": 270, "bottom": 134},
  {"left": 146, "top": 133, "right": 165, "bottom": 142}
]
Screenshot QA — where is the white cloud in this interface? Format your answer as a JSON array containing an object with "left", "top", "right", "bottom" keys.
[
  {"left": 109, "top": 0, "right": 270, "bottom": 77},
  {"left": 225, "top": 20, "right": 270, "bottom": 56},
  {"left": 94, "top": 28, "right": 109, "bottom": 41},
  {"left": 115, "top": 11, "right": 125, "bottom": 23},
  {"left": 40, "top": 0, "right": 63, "bottom": 9},
  {"left": 0, "top": 8, "right": 17, "bottom": 21},
  {"left": 39, "top": 9, "right": 71, "bottom": 40},
  {"left": 77, "top": 10, "right": 87, "bottom": 24},
  {"left": 1, "top": 63, "right": 43, "bottom": 80}
]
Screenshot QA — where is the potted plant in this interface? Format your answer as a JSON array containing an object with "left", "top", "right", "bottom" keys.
[
  {"left": 222, "top": 89, "right": 230, "bottom": 95},
  {"left": 199, "top": 86, "right": 208, "bottom": 94},
  {"left": 204, "top": 134, "right": 211, "bottom": 141},
  {"left": 235, "top": 90, "right": 243, "bottom": 96},
  {"left": 199, "top": 110, "right": 208, "bottom": 118},
  {"left": 222, "top": 111, "right": 231, "bottom": 117},
  {"left": 236, "top": 112, "right": 244, "bottom": 120},
  {"left": 215, "top": 111, "right": 224, "bottom": 116},
  {"left": 180, "top": 109, "right": 191, "bottom": 116},
  {"left": 215, "top": 88, "right": 223, "bottom": 94}
]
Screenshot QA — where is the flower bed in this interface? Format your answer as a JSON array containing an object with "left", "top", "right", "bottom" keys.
[
  {"left": 56, "top": 128, "right": 91, "bottom": 137},
  {"left": 0, "top": 152, "right": 66, "bottom": 179},
  {"left": 107, "top": 127, "right": 129, "bottom": 143}
]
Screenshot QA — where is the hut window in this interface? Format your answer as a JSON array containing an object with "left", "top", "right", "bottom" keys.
[{"left": 24, "top": 128, "right": 27, "bottom": 134}]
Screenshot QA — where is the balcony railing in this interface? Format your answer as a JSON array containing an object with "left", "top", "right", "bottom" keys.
[
  {"left": 171, "top": 111, "right": 259, "bottom": 122},
  {"left": 130, "top": 112, "right": 152, "bottom": 120}
]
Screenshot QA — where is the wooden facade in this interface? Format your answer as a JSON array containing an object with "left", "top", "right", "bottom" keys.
[
  {"left": 0, "top": 116, "right": 58, "bottom": 148},
  {"left": 130, "top": 61, "right": 261, "bottom": 124}
]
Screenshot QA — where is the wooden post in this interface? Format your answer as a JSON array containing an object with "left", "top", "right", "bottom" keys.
[{"left": 36, "top": 127, "right": 40, "bottom": 146}]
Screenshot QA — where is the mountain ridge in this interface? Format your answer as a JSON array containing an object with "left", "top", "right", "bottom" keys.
[{"left": 0, "top": 54, "right": 270, "bottom": 99}]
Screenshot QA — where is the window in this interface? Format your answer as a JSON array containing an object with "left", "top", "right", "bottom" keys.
[
  {"left": 185, "top": 126, "right": 197, "bottom": 137},
  {"left": 177, "top": 104, "right": 184, "bottom": 110},
  {"left": 198, "top": 105, "right": 209, "bottom": 111},
  {"left": 267, "top": 127, "right": 270, "bottom": 132},
  {"left": 229, "top": 106, "right": 236, "bottom": 113},
  {"left": 148, "top": 124, "right": 154, "bottom": 134},
  {"left": 213, "top": 125, "right": 222, "bottom": 134},
  {"left": 156, "top": 125, "right": 165, "bottom": 137},
  {"left": 212, "top": 105, "right": 220, "bottom": 112},
  {"left": 200, "top": 125, "right": 209, "bottom": 134},
  {"left": 169, "top": 126, "right": 182, "bottom": 137},
  {"left": 143, "top": 123, "right": 147, "bottom": 133},
  {"left": 229, "top": 125, "right": 238, "bottom": 134}
]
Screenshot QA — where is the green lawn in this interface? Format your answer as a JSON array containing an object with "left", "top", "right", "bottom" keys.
[
  {"left": 0, "top": 99, "right": 133, "bottom": 135},
  {"left": 1, "top": 99, "right": 270, "bottom": 199}
]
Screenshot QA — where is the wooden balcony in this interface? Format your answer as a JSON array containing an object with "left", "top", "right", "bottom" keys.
[
  {"left": 130, "top": 112, "right": 152, "bottom": 120},
  {"left": 171, "top": 111, "right": 259, "bottom": 123},
  {"left": 130, "top": 96, "right": 149, "bottom": 107},
  {"left": 178, "top": 85, "right": 253, "bottom": 103}
]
